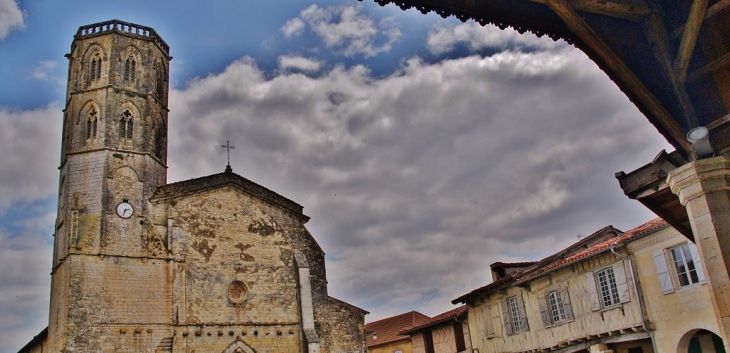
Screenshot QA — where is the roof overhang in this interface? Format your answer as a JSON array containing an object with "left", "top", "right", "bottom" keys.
[{"left": 616, "top": 150, "right": 694, "bottom": 240}]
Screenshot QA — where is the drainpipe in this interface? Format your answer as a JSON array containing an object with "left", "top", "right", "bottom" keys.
[{"left": 610, "top": 245, "right": 658, "bottom": 353}]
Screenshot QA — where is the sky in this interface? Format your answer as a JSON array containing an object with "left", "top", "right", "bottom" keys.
[{"left": 0, "top": 0, "right": 675, "bottom": 351}]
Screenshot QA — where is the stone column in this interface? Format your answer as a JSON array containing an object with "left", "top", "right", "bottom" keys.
[{"left": 668, "top": 156, "right": 730, "bottom": 347}]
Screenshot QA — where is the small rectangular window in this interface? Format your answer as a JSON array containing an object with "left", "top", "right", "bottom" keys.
[{"left": 671, "top": 243, "right": 705, "bottom": 287}]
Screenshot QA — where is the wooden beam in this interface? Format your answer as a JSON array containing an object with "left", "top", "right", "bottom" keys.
[
  {"left": 531, "top": 0, "right": 651, "bottom": 21},
  {"left": 642, "top": 14, "right": 699, "bottom": 127},
  {"left": 687, "top": 51, "right": 730, "bottom": 83},
  {"left": 674, "top": 0, "right": 709, "bottom": 83},
  {"left": 545, "top": 0, "right": 693, "bottom": 153},
  {"left": 672, "top": 0, "right": 730, "bottom": 38}
]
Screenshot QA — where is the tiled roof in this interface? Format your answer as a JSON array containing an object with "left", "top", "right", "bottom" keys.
[
  {"left": 452, "top": 275, "right": 515, "bottom": 304},
  {"left": 364, "top": 311, "right": 431, "bottom": 347},
  {"left": 453, "top": 218, "right": 668, "bottom": 304},
  {"left": 399, "top": 306, "right": 468, "bottom": 335},
  {"left": 515, "top": 218, "right": 667, "bottom": 283},
  {"left": 490, "top": 261, "right": 537, "bottom": 268}
]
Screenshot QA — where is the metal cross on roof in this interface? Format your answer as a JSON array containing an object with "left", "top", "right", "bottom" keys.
[{"left": 221, "top": 140, "right": 235, "bottom": 168}]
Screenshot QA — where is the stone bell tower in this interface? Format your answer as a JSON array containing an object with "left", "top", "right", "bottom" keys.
[{"left": 49, "top": 20, "right": 171, "bottom": 351}]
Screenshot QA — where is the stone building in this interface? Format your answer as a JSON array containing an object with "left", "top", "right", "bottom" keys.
[
  {"left": 454, "top": 218, "right": 725, "bottom": 353},
  {"left": 18, "top": 19, "right": 367, "bottom": 353}
]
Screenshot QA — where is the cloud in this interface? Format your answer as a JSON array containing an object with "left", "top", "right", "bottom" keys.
[
  {"left": 281, "top": 17, "right": 305, "bottom": 38},
  {"left": 167, "top": 46, "right": 672, "bottom": 319},
  {"left": 284, "top": 4, "right": 401, "bottom": 57},
  {"left": 278, "top": 55, "right": 322, "bottom": 73},
  {"left": 427, "top": 22, "right": 563, "bottom": 55},
  {"left": 31, "top": 60, "right": 61, "bottom": 83},
  {"left": 0, "top": 212, "right": 54, "bottom": 351},
  {"left": 0, "top": 0, "right": 24, "bottom": 40},
  {"left": 0, "top": 105, "right": 62, "bottom": 214}
]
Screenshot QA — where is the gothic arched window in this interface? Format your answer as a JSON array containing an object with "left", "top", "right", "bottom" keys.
[
  {"left": 155, "top": 119, "right": 166, "bottom": 159},
  {"left": 85, "top": 108, "right": 98, "bottom": 141},
  {"left": 119, "top": 110, "right": 133, "bottom": 142},
  {"left": 124, "top": 57, "right": 136, "bottom": 82},
  {"left": 89, "top": 52, "right": 101, "bottom": 82},
  {"left": 155, "top": 63, "right": 165, "bottom": 101}
]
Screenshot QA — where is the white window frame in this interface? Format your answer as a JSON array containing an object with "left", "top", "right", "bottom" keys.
[
  {"left": 547, "top": 291, "right": 567, "bottom": 323},
  {"left": 596, "top": 267, "right": 620, "bottom": 308},
  {"left": 501, "top": 294, "right": 529, "bottom": 335},
  {"left": 538, "top": 289, "right": 574, "bottom": 327},
  {"left": 670, "top": 243, "right": 705, "bottom": 287},
  {"left": 585, "top": 261, "right": 631, "bottom": 311}
]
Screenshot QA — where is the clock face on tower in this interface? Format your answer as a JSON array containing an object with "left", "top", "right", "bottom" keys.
[{"left": 116, "top": 202, "right": 134, "bottom": 219}]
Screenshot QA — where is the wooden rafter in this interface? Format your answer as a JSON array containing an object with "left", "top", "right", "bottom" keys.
[
  {"left": 641, "top": 14, "right": 699, "bottom": 128},
  {"left": 674, "top": 0, "right": 709, "bottom": 83},
  {"left": 671, "top": 0, "right": 730, "bottom": 38},
  {"left": 544, "top": 0, "right": 692, "bottom": 153},
  {"left": 530, "top": 0, "right": 651, "bottom": 21}
]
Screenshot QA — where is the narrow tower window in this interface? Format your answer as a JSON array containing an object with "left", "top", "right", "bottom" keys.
[
  {"left": 124, "top": 57, "right": 136, "bottom": 82},
  {"left": 89, "top": 52, "right": 101, "bottom": 82},
  {"left": 155, "top": 63, "right": 165, "bottom": 100},
  {"left": 119, "top": 110, "right": 133, "bottom": 142},
  {"left": 85, "top": 108, "right": 98, "bottom": 141}
]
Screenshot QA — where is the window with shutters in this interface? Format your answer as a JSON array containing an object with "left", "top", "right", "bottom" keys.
[
  {"left": 596, "top": 268, "right": 620, "bottom": 307},
  {"left": 671, "top": 243, "right": 704, "bottom": 287},
  {"left": 538, "top": 289, "right": 573, "bottom": 327},
  {"left": 585, "top": 262, "right": 631, "bottom": 311},
  {"left": 502, "top": 294, "right": 529, "bottom": 334},
  {"left": 654, "top": 242, "right": 705, "bottom": 294}
]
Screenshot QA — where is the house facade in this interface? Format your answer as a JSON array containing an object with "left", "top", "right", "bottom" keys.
[
  {"left": 365, "top": 311, "right": 431, "bottom": 353},
  {"left": 454, "top": 219, "right": 725, "bottom": 353},
  {"left": 399, "top": 306, "right": 472, "bottom": 353}
]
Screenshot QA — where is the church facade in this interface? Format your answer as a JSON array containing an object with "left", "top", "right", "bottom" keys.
[{"left": 19, "top": 20, "right": 367, "bottom": 353}]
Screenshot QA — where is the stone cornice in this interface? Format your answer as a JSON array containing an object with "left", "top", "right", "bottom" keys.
[{"left": 667, "top": 156, "right": 730, "bottom": 206}]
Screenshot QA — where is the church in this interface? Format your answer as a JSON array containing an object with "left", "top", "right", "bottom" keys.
[{"left": 19, "top": 19, "right": 368, "bottom": 353}]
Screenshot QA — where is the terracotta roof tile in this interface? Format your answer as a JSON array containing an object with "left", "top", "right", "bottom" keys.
[
  {"left": 364, "top": 311, "right": 430, "bottom": 347},
  {"left": 453, "top": 218, "right": 668, "bottom": 304},
  {"left": 399, "top": 306, "right": 467, "bottom": 334},
  {"left": 516, "top": 218, "right": 668, "bottom": 282}
]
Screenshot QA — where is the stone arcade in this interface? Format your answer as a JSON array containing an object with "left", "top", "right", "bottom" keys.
[{"left": 18, "top": 20, "right": 367, "bottom": 353}]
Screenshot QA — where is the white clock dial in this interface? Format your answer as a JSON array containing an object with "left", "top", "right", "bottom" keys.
[{"left": 116, "top": 202, "right": 134, "bottom": 219}]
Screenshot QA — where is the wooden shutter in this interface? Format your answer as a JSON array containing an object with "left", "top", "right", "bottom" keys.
[
  {"left": 613, "top": 260, "right": 631, "bottom": 303},
  {"left": 653, "top": 249, "right": 675, "bottom": 294},
  {"left": 516, "top": 293, "right": 529, "bottom": 331},
  {"left": 688, "top": 242, "right": 706, "bottom": 282},
  {"left": 501, "top": 299, "right": 513, "bottom": 335},
  {"left": 537, "top": 295, "right": 551, "bottom": 327},
  {"left": 585, "top": 272, "right": 601, "bottom": 311},
  {"left": 485, "top": 304, "right": 496, "bottom": 338},
  {"left": 560, "top": 289, "right": 573, "bottom": 320}
]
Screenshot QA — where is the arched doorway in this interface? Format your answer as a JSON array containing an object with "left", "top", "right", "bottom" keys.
[{"left": 678, "top": 329, "right": 726, "bottom": 353}]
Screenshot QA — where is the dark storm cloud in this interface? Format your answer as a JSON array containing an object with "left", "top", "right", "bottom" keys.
[{"left": 166, "top": 45, "right": 671, "bottom": 319}]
